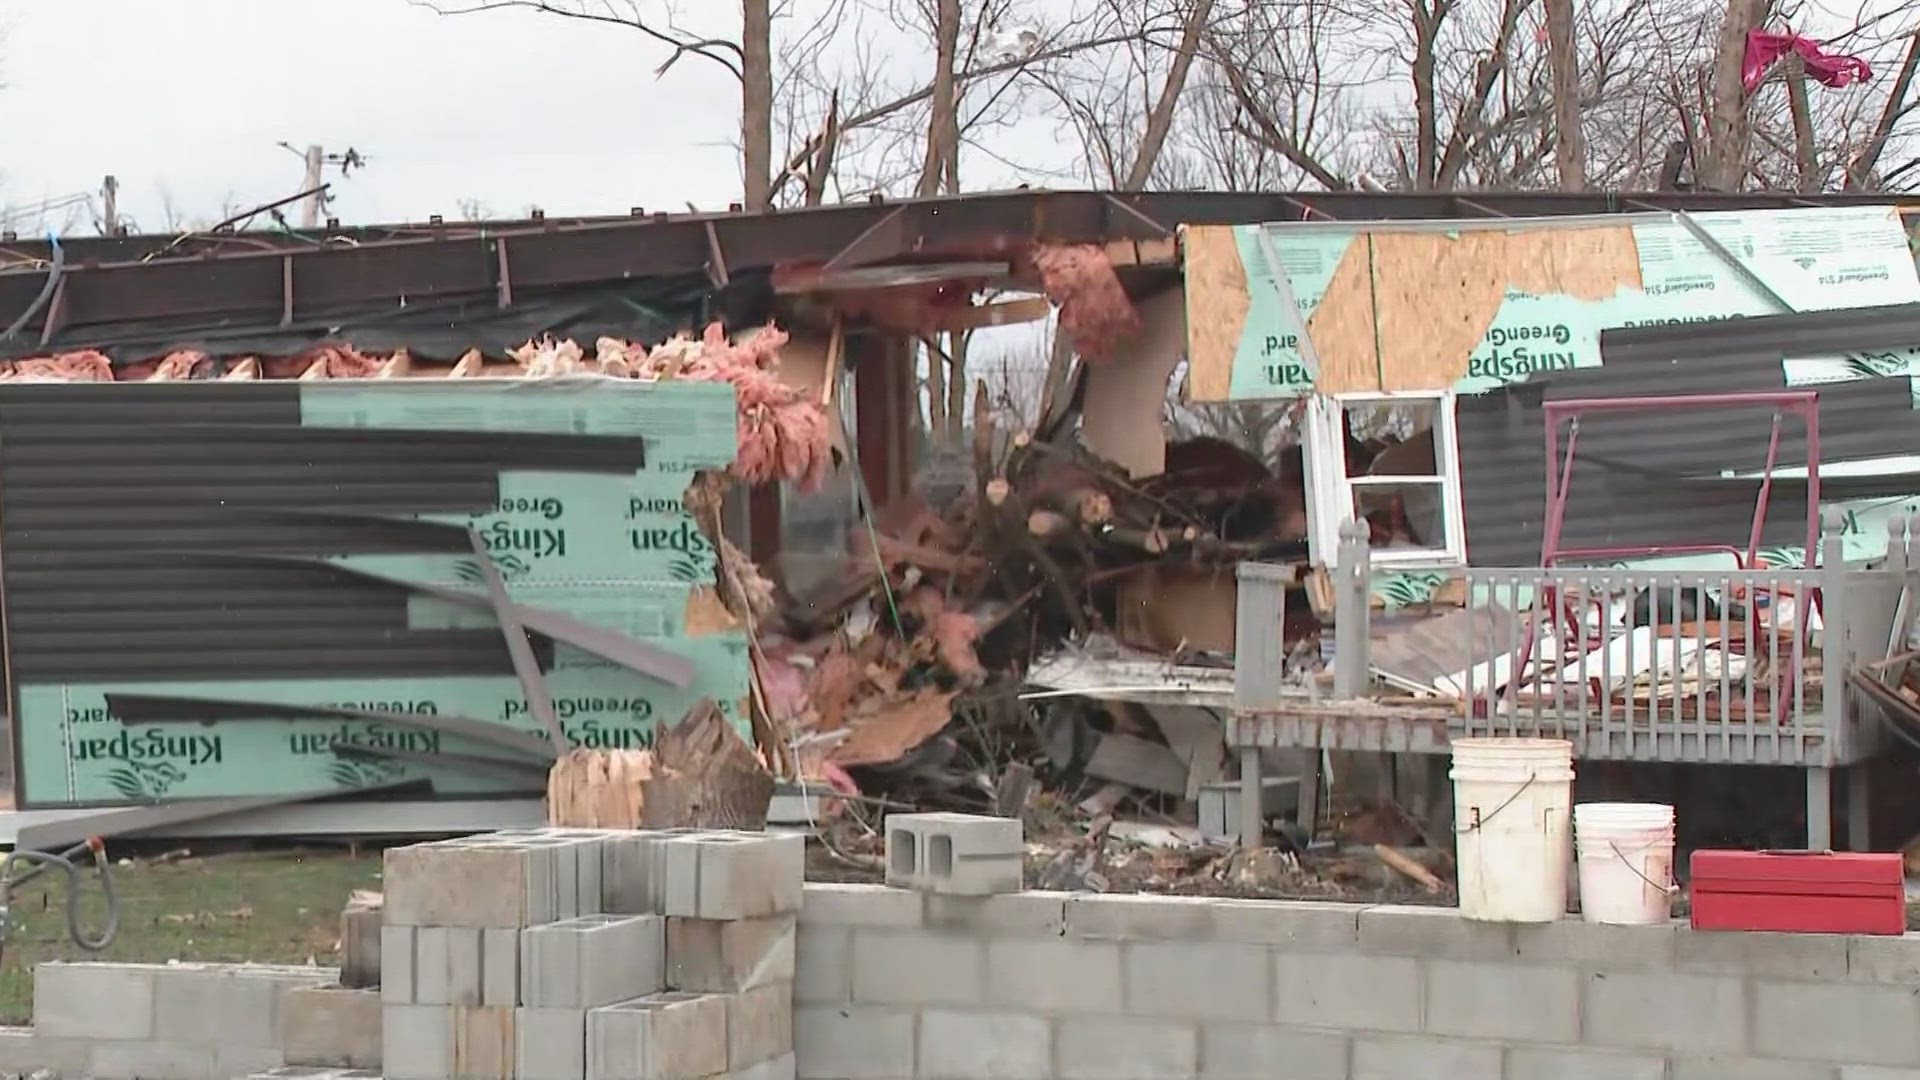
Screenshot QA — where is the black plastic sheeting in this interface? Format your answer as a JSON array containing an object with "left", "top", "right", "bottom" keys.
[{"left": 0, "top": 273, "right": 775, "bottom": 365}]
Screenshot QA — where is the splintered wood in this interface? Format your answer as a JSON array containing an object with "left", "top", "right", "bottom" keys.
[
  {"left": 548, "top": 698, "right": 775, "bottom": 830},
  {"left": 546, "top": 746, "right": 654, "bottom": 829}
]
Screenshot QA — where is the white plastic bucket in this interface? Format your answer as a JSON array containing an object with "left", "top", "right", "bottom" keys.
[
  {"left": 1451, "top": 738, "right": 1574, "bottom": 923},
  {"left": 1573, "top": 802, "right": 1676, "bottom": 926}
]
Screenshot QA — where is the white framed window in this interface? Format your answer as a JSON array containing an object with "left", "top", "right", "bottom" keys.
[{"left": 1301, "top": 390, "right": 1466, "bottom": 569}]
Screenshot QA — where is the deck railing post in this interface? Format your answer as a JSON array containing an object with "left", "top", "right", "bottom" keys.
[
  {"left": 1334, "top": 520, "right": 1371, "bottom": 699},
  {"left": 1821, "top": 509, "right": 1850, "bottom": 746},
  {"left": 1807, "top": 509, "right": 1851, "bottom": 850},
  {"left": 1234, "top": 563, "right": 1289, "bottom": 710}
]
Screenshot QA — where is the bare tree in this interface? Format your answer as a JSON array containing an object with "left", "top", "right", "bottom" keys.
[
  {"left": 1848, "top": 32, "right": 1920, "bottom": 187},
  {"left": 1545, "top": 0, "right": 1586, "bottom": 187},
  {"left": 917, "top": 0, "right": 963, "bottom": 195},
  {"left": 1184, "top": 0, "right": 1920, "bottom": 194},
  {"left": 744, "top": 0, "right": 776, "bottom": 205},
  {"left": 1697, "top": 0, "right": 1770, "bottom": 188}
]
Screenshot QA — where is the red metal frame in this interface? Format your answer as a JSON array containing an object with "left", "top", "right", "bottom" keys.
[
  {"left": 1542, "top": 391, "right": 1822, "bottom": 569},
  {"left": 1496, "top": 391, "right": 1825, "bottom": 725}
]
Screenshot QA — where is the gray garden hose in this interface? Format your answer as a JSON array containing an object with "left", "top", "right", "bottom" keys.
[{"left": 0, "top": 837, "right": 120, "bottom": 965}]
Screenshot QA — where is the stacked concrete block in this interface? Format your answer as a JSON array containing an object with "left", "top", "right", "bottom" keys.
[
  {"left": 382, "top": 830, "right": 619, "bottom": 1080},
  {"left": 381, "top": 827, "right": 801, "bottom": 1080},
  {"left": 248, "top": 1068, "right": 386, "bottom": 1080},
  {"left": 792, "top": 882, "right": 1920, "bottom": 1080},
  {"left": 666, "top": 914, "right": 796, "bottom": 993},
  {"left": 340, "top": 894, "right": 384, "bottom": 989},
  {"left": 603, "top": 830, "right": 803, "bottom": 1080},
  {"left": 27, "top": 960, "right": 333, "bottom": 1079},
  {"left": 280, "top": 985, "right": 383, "bottom": 1070},
  {"left": 659, "top": 831, "right": 805, "bottom": 919},
  {"left": 0, "top": 1022, "right": 95, "bottom": 1076},
  {"left": 884, "top": 812, "right": 1023, "bottom": 896},
  {"left": 522, "top": 914, "right": 666, "bottom": 1006},
  {"left": 588, "top": 990, "right": 729, "bottom": 1078}
]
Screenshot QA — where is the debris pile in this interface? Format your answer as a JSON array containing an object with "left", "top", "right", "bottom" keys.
[{"left": 758, "top": 420, "right": 1319, "bottom": 812}]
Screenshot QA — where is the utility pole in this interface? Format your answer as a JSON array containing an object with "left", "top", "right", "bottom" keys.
[
  {"left": 299, "top": 145, "right": 325, "bottom": 228},
  {"left": 277, "top": 142, "right": 368, "bottom": 229},
  {"left": 100, "top": 175, "right": 119, "bottom": 235}
]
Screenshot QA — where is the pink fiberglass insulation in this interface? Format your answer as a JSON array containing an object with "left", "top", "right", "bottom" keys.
[
  {"left": 1032, "top": 243, "right": 1140, "bottom": 363},
  {"left": 1, "top": 322, "right": 835, "bottom": 494},
  {"left": 146, "top": 350, "right": 212, "bottom": 381},
  {"left": 0, "top": 351, "right": 115, "bottom": 382},
  {"left": 297, "top": 345, "right": 384, "bottom": 379},
  {"left": 898, "top": 585, "right": 986, "bottom": 681},
  {"left": 646, "top": 323, "right": 832, "bottom": 493},
  {"left": 509, "top": 324, "right": 832, "bottom": 492}
]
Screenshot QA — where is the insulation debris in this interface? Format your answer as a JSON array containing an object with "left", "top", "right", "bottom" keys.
[
  {"left": 3, "top": 320, "right": 836, "bottom": 494},
  {"left": 0, "top": 350, "right": 114, "bottom": 382},
  {"left": 1032, "top": 243, "right": 1141, "bottom": 362}
]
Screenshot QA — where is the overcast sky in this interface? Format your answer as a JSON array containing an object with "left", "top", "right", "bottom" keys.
[{"left": 0, "top": 0, "right": 1071, "bottom": 233}]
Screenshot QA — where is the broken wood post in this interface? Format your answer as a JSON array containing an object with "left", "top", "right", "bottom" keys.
[
  {"left": 1234, "top": 562, "right": 1291, "bottom": 710},
  {"left": 339, "top": 894, "right": 383, "bottom": 989},
  {"left": 1334, "top": 519, "right": 1372, "bottom": 698},
  {"left": 1238, "top": 746, "right": 1263, "bottom": 850}
]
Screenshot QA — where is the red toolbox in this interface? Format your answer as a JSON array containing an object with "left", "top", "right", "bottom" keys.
[{"left": 1690, "top": 850, "right": 1905, "bottom": 935}]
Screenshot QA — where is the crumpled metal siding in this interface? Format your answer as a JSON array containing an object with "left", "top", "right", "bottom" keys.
[
  {"left": 0, "top": 381, "right": 654, "bottom": 689},
  {"left": 1459, "top": 304, "right": 1920, "bottom": 566}
]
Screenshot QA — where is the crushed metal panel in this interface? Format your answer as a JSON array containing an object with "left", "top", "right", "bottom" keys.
[{"left": 1457, "top": 374, "right": 1920, "bottom": 566}]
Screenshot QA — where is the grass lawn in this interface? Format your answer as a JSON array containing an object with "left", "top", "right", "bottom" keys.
[{"left": 0, "top": 848, "right": 381, "bottom": 1025}]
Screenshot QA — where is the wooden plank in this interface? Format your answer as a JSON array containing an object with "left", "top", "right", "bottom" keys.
[
  {"left": 1083, "top": 729, "right": 1190, "bottom": 795},
  {"left": 1143, "top": 704, "right": 1228, "bottom": 800},
  {"left": 1179, "top": 225, "right": 1249, "bottom": 402},
  {"left": 928, "top": 297, "right": 1050, "bottom": 331}
]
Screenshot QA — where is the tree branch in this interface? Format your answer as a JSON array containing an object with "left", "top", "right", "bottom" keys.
[
  {"left": 1122, "top": 0, "right": 1217, "bottom": 190},
  {"left": 1847, "top": 31, "right": 1920, "bottom": 189},
  {"left": 770, "top": 21, "right": 1169, "bottom": 202},
  {"left": 1215, "top": 53, "right": 1350, "bottom": 189},
  {"left": 412, "top": 0, "right": 744, "bottom": 79},
  {"left": 1433, "top": 0, "right": 1533, "bottom": 187}
]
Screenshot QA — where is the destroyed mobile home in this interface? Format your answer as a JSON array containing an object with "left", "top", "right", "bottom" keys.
[{"left": 0, "top": 191, "right": 1918, "bottom": 891}]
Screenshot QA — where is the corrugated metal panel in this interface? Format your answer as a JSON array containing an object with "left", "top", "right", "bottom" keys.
[
  {"left": 1597, "top": 302, "right": 1920, "bottom": 366},
  {"left": 0, "top": 382, "right": 645, "bottom": 686},
  {"left": 1459, "top": 395, "right": 1813, "bottom": 565},
  {"left": 1460, "top": 307, "right": 1920, "bottom": 565}
]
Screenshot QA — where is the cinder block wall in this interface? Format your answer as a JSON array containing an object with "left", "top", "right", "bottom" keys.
[
  {"left": 0, "top": 961, "right": 350, "bottom": 1078},
  {"left": 796, "top": 883, "right": 1920, "bottom": 1080},
  {"left": 14, "top": 882, "right": 1920, "bottom": 1079}
]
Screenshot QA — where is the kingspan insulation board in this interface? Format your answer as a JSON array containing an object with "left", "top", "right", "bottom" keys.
[{"left": 0, "top": 377, "right": 748, "bottom": 809}]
